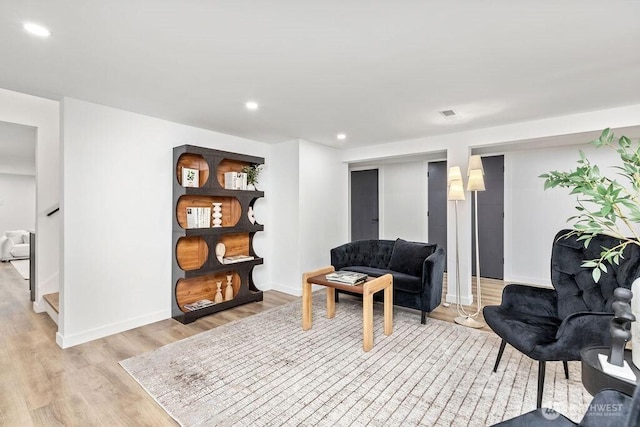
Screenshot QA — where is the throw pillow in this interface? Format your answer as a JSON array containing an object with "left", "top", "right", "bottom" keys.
[
  {"left": 6, "top": 231, "right": 25, "bottom": 245},
  {"left": 388, "top": 238, "right": 434, "bottom": 277}
]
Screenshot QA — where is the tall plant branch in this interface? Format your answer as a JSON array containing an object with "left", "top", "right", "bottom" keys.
[{"left": 540, "top": 128, "right": 640, "bottom": 282}]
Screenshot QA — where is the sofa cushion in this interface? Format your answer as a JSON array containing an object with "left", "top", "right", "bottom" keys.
[
  {"left": 340, "top": 266, "right": 422, "bottom": 294},
  {"left": 388, "top": 238, "right": 434, "bottom": 277},
  {"left": 10, "top": 244, "right": 29, "bottom": 258}
]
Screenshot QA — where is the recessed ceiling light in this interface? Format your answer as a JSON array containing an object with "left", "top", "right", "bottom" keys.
[
  {"left": 337, "top": 133, "right": 347, "bottom": 140},
  {"left": 440, "top": 109, "right": 456, "bottom": 118},
  {"left": 23, "top": 22, "right": 51, "bottom": 38},
  {"left": 245, "top": 101, "right": 259, "bottom": 111}
]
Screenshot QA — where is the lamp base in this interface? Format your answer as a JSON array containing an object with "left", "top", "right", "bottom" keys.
[{"left": 454, "top": 316, "right": 485, "bottom": 329}]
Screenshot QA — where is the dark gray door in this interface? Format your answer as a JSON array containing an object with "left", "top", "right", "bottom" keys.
[
  {"left": 471, "top": 155, "right": 504, "bottom": 279},
  {"left": 351, "top": 169, "right": 379, "bottom": 241},
  {"left": 428, "top": 161, "right": 447, "bottom": 268}
]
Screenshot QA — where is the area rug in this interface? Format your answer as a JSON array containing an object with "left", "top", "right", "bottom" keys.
[
  {"left": 9, "top": 259, "right": 29, "bottom": 280},
  {"left": 120, "top": 296, "right": 591, "bottom": 426}
]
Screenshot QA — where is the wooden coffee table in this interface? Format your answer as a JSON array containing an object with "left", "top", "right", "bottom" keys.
[{"left": 302, "top": 266, "right": 393, "bottom": 351}]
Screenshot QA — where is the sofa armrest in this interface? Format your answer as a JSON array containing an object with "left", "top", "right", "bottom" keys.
[
  {"left": 500, "top": 284, "right": 558, "bottom": 318},
  {"left": 0, "top": 235, "right": 13, "bottom": 260},
  {"left": 330, "top": 244, "right": 349, "bottom": 271},
  {"left": 420, "top": 246, "right": 445, "bottom": 311}
]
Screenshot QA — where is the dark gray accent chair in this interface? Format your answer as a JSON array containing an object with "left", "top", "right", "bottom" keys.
[
  {"left": 492, "top": 384, "right": 640, "bottom": 426},
  {"left": 330, "top": 238, "right": 445, "bottom": 324},
  {"left": 483, "top": 230, "right": 640, "bottom": 408}
]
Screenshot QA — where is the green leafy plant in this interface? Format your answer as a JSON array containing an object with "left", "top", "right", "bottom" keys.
[
  {"left": 241, "top": 164, "right": 262, "bottom": 186},
  {"left": 540, "top": 128, "right": 640, "bottom": 282}
]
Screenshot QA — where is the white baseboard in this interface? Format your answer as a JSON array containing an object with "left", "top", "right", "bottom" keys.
[
  {"left": 269, "top": 282, "right": 327, "bottom": 297},
  {"left": 270, "top": 282, "right": 302, "bottom": 297},
  {"left": 503, "top": 275, "right": 552, "bottom": 288},
  {"left": 32, "top": 298, "right": 46, "bottom": 313},
  {"left": 446, "top": 293, "right": 473, "bottom": 305},
  {"left": 55, "top": 309, "right": 170, "bottom": 349}
]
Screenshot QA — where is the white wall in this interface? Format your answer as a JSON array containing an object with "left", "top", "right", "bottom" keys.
[
  {"left": 298, "top": 140, "right": 348, "bottom": 281},
  {"left": 504, "top": 143, "right": 624, "bottom": 286},
  {"left": 342, "top": 104, "right": 640, "bottom": 304},
  {"left": 60, "top": 98, "right": 271, "bottom": 348},
  {"left": 268, "top": 140, "right": 300, "bottom": 295},
  {"left": 0, "top": 88, "right": 60, "bottom": 311},
  {"left": 379, "top": 161, "right": 427, "bottom": 242},
  {"left": 268, "top": 139, "right": 348, "bottom": 296},
  {"left": 0, "top": 174, "right": 35, "bottom": 233}
]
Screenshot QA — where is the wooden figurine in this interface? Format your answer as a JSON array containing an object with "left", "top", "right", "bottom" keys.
[
  {"left": 214, "top": 281, "right": 223, "bottom": 303},
  {"left": 225, "top": 274, "right": 234, "bottom": 301}
]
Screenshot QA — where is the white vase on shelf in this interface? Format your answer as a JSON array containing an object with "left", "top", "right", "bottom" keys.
[
  {"left": 248, "top": 206, "right": 256, "bottom": 225},
  {"left": 215, "top": 243, "right": 226, "bottom": 264},
  {"left": 631, "top": 278, "right": 640, "bottom": 368},
  {"left": 212, "top": 203, "right": 222, "bottom": 227}
]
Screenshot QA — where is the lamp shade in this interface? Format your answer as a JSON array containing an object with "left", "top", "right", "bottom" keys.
[
  {"left": 448, "top": 166, "right": 463, "bottom": 184},
  {"left": 467, "top": 155, "right": 484, "bottom": 176},
  {"left": 467, "top": 169, "right": 486, "bottom": 191},
  {"left": 448, "top": 179, "right": 466, "bottom": 201}
]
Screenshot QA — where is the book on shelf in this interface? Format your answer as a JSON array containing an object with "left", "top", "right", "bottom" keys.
[
  {"left": 186, "top": 207, "right": 211, "bottom": 228},
  {"left": 199, "top": 207, "right": 211, "bottom": 228},
  {"left": 325, "top": 271, "right": 368, "bottom": 285},
  {"left": 183, "top": 299, "right": 215, "bottom": 311},
  {"left": 222, "top": 255, "right": 255, "bottom": 264},
  {"left": 182, "top": 167, "right": 199, "bottom": 187},
  {"left": 186, "top": 207, "right": 198, "bottom": 228},
  {"left": 224, "top": 171, "right": 247, "bottom": 190}
]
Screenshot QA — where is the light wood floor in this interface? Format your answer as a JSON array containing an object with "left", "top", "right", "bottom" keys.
[{"left": 0, "top": 263, "right": 506, "bottom": 425}]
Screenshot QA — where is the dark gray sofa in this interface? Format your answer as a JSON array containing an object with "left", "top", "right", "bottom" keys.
[{"left": 330, "top": 238, "right": 445, "bottom": 323}]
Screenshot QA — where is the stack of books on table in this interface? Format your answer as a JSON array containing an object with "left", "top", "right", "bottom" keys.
[
  {"left": 183, "top": 299, "right": 215, "bottom": 311},
  {"left": 325, "top": 271, "right": 367, "bottom": 285}
]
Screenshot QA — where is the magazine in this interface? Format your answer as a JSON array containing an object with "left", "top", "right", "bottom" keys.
[
  {"left": 183, "top": 299, "right": 215, "bottom": 311},
  {"left": 223, "top": 255, "right": 255, "bottom": 264},
  {"left": 325, "top": 271, "right": 367, "bottom": 285}
]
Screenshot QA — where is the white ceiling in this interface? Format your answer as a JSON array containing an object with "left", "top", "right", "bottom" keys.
[{"left": 0, "top": 1, "right": 639, "bottom": 149}]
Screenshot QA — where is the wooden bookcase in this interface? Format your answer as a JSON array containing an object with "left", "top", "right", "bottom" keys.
[{"left": 172, "top": 145, "right": 264, "bottom": 323}]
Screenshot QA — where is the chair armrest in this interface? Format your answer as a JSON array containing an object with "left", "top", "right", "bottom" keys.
[
  {"left": 500, "top": 284, "right": 558, "bottom": 317},
  {"left": 421, "top": 246, "right": 445, "bottom": 310},
  {"left": 580, "top": 389, "right": 631, "bottom": 427},
  {"left": 554, "top": 311, "right": 613, "bottom": 345}
]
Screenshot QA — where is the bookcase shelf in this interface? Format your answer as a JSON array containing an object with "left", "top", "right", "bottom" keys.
[{"left": 172, "top": 145, "right": 264, "bottom": 324}]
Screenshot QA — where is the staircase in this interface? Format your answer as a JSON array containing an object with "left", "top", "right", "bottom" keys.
[{"left": 42, "top": 292, "right": 59, "bottom": 324}]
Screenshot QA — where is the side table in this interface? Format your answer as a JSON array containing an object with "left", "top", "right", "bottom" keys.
[
  {"left": 581, "top": 346, "right": 639, "bottom": 397},
  {"left": 302, "top": 266, "right": 393, "bottom": 352}
]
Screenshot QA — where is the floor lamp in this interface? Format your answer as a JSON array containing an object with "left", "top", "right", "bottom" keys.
[
  {"left": 454, "top": 155, "right": 486, "bottom": 329},
  {"left": 447, "top": 166, "right": 466, "bottom": 318}
]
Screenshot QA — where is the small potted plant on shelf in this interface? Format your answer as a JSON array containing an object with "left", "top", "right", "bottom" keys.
[{"left": 242, "top": 164, "right": 262, "bottom": 191}]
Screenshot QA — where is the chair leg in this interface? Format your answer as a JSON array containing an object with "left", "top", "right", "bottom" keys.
[
  {"left": 563, "top": 361, "right": 569, "bottom": 379},
  {"left": 493, "top": 340, "right": 507, "bottom": 373},
  {"left": 421, "top": 311, "right": 427, "bottom": 324},
  {"left": 537, "top": 361, "right": 546, "bottom": 409}
]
